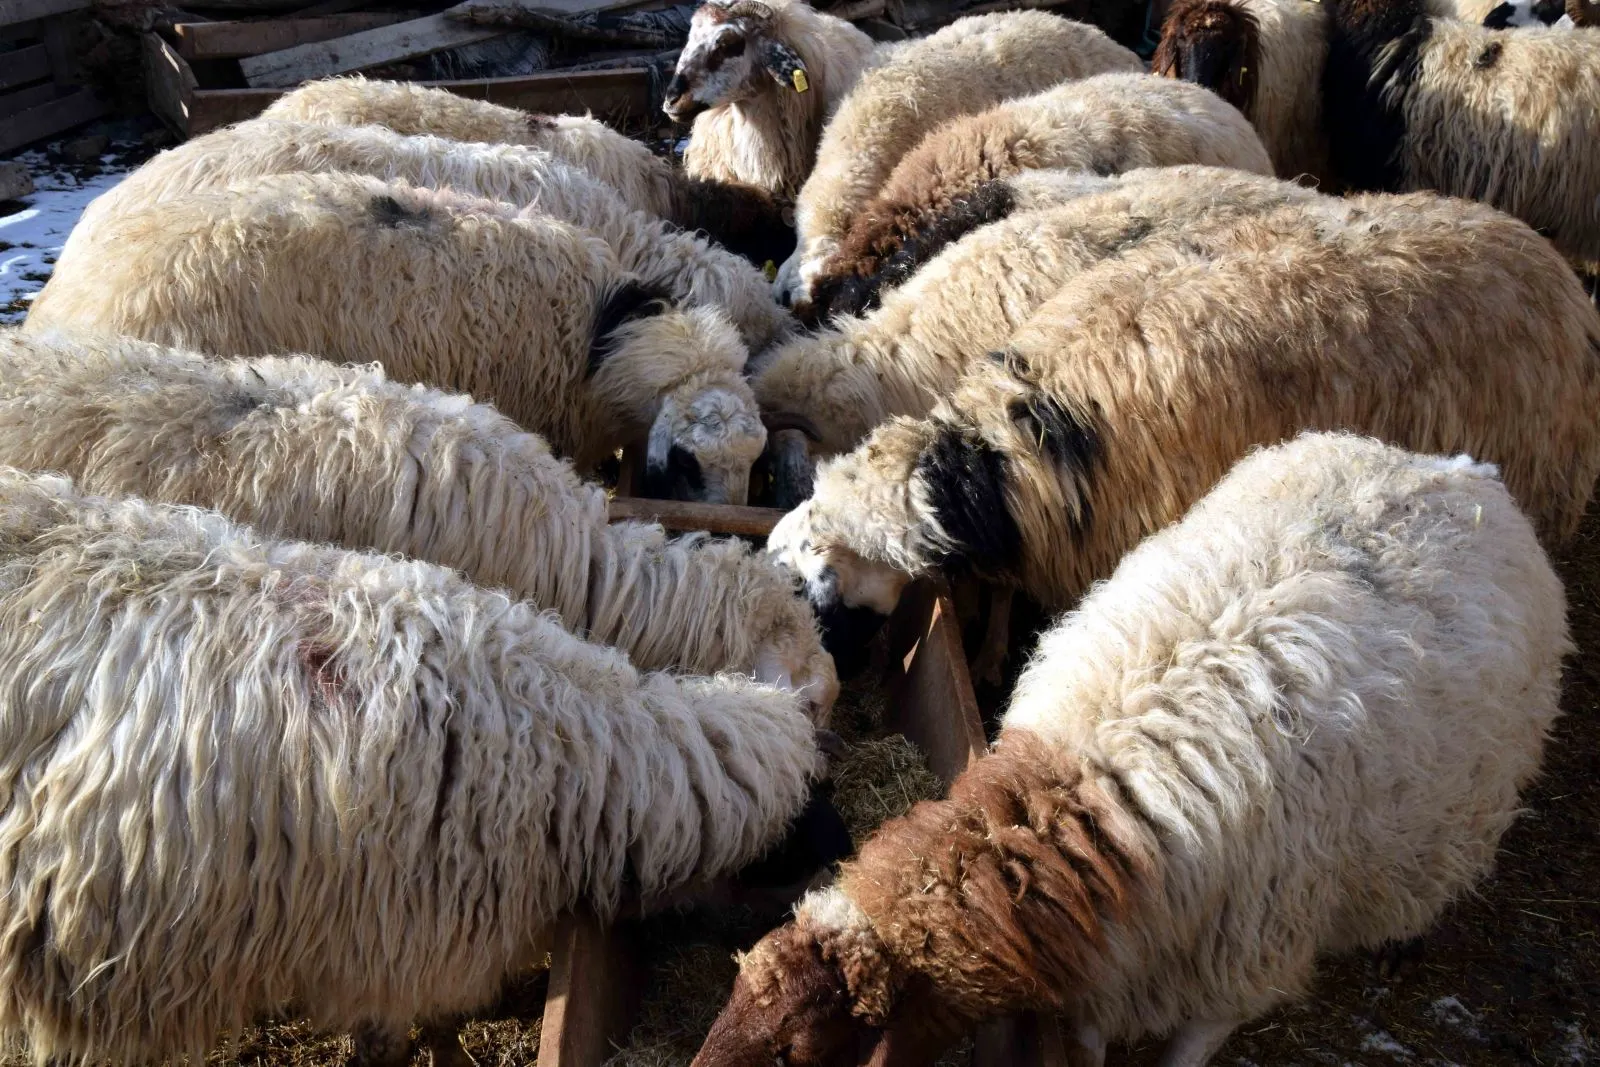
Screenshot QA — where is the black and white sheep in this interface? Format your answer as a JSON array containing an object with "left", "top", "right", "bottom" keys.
[
  {"left": 262, "top": 76, "right": 797, "bottom": 265},
  {"left": 0, "top": 465, "right": 822, "bottom": 1066},
  {"left": 25, "top": 172, "right": 769, "bottom": 504},
  {"left": 691, "top": 431, "right": 1567, "bottom": 1067},
  {"left": 664, "top": 0, "right": 878, "bottom": 198},
  {"left": 766, "top": 189, "right": 1600, "bottom": 668},
  {"left": 0, "top": 328, "right": 839, "bottom": 717}
]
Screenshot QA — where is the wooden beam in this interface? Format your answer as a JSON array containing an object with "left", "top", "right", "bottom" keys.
[
  {"left": 143, "top": 32, "right": 197, "bottom": 135},
  {"left": 0, "top": 80, "right": 56, "bottom": 116},
  {"left": 174, "top": 13, "right": 413, "bottom": 59},
  {"left": 607, "top": 497, "right": 783, "bottom": 537},
  {"left": 0, "top": 0, "right": 88, "bottom": 28},
  {"left": 538, "top": 912, "right": 638, "bottom": 1067},
  {"left": 185, "top": 85, "right": 280, "bottom": 135},
  {"left": 239, "top": 2, "right": 505, "bottom": 88},
  {"left": 0, "top": 43, "right": 48, "bottom": 90},
  {"left": 0, "top": 86, "right": 104, "bottom": 153}
]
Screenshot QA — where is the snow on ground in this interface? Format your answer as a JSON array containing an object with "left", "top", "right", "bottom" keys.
[{"left": 0, "top": 147, "right": 135, "bottom": 325}]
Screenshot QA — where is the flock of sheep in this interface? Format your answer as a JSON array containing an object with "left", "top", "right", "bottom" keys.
[{"left": 0, "top": 0, "right": 1596, "bottom": 1060}]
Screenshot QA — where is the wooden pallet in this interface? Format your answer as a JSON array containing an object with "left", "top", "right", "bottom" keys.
[
  {"left": 0, "top": 0, "right": 107, "bottom": 154},
  {"left": 523, "top": 500, "right": 1062, "bottom": 1065}
]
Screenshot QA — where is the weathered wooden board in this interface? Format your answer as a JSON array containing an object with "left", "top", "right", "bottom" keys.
[
  {"left": 0, "top": 80, "right": 55, "bottom": 116},
  {"left": 0, "top": 0, "right": 88, "bottom": 27},
  {"left": 0, "top": 43, "right": 49, "bottom": 90},
  {"left": 538, "top": 912, "right": 638, "bottom": 1067},
  {"left": 607, "top": 497, "right": 783, "bottom": 537},
  {"left": 174, "top": 13, "right": 413, "bottom": 59},
  {"left": 239, "top": 2, "right": 504, "bottom": 88},
  {"left": 0, "top": 85, "right": 103, "bottom": 153},
  {"left": 884, "top": 579, "right": 986, "bottom": 785},
  {"left": 184, "top": 67, "right": 653, "bottom": 136},
  {"left": 143, "top": 32, "right": 198, "bottom": 135}
]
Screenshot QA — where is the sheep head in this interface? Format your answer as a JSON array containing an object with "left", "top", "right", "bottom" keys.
[
  {"left": 665, "top": 0, "right": 811, "bottom": 122},
  {"left": 692, "top": 889, "right": 894, "bottom": 1067},
  {"left": 649, "top": 384, "right": 768, "bottom": 505}
]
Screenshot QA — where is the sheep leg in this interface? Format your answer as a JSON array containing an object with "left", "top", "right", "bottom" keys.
[
  {"left": 1371, "top": 935, "right": 1426, "bottom": 982},
  {"left": 1063, "top": 1022, "right": 1106, "bottom": 1067},
  {"left": 970, "top": 586, "right": 1015, "bottom": 688},
  {"left": 1154, "top": 1019, "right": 1239, "bottom": 1067},
  {"left": 347, "top": 1022, "right": 415, "bottom": 1067},
  {"left": 421, "top": 1020, "right": 475, "bottom": 1067}
]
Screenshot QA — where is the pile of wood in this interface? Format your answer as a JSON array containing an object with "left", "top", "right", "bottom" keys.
[{"left": 1, "top": 0, "right": 107, "bottom": 155}]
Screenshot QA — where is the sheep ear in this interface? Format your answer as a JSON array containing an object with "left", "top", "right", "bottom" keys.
[
  {"left": 642, "top": 415, "right": 707, "bottom": 500},
  {"left": 914, "top": 424, "right": 1024, "bottom": 579},
  {"left": 756, "top": 39, "right": 810, "bottom": 92}
]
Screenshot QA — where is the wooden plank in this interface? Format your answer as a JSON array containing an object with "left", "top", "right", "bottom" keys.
[
  {"left": 0, "top": 0, "right": 88, "bottom": 27},
  {"left": 884, "top": 579, "right": 985, "bottom": 786},
  {"left": 0, "top": 43, "right": 48, "bottom": 90},
  {"left": 239, "top": 2, "right": 504, "bottom": 88},
  {"left": 0, "top": 80, "right": 55, "bottom": 116},
  {"left": 143, "top": 32, "right": 197, "bottom": 135},
  {"left": 175, "top": 13, "right": 412, "bottom": 59},
  {"left": 186, "top": 67, "right": 652, "bottom": 135},
  {"left": 537, "top": 912, "right": 638, "bottom": 1067},
  {"left": 0, "top": 85, "right": 104, "bottom": 152},
  {"left": 607, "top": 497, "right": 783, "bottom": 537}
]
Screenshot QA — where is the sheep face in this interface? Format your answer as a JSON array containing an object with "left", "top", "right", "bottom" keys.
[
  {"left": 754, "top": 640, "right": 841, "bottom": 724},
  {"left": 665, "top": 1, "right": 811, "bottom": 123},
  {"left": 649, "top": 389, "right": 768, "bottom": 504},
  {"left": 692, "top": 924, "right": 871, "bottom": 1067},
  {"left": 767, "top": 500, "right": 911, "bottom": 679}
]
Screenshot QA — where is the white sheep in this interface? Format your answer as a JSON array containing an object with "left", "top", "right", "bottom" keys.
[
  {"left": 691, "top": 431, "right": 1567, "bottom": 1067},
  {"left": 263, "top": 76, "right": 798, "bottom": 265},
  {"left": 664, "top": 0, "right": 878, "bottom": 197},
  {"left": 25, "top": 172, "right": 770, "bottom": 504},
  {"left": 1324, "top": 0, "right": 1600, "bottom": 270},
  {"left": 61, "top": 117, "right": 788, "bottom": 350},
  {"left": 765, "top": 189, "right": 1600, "bottom": 667},
  {"left": 0, "top": 328, "right": 838, "bottom": 717},
  {"left": 800, "top": 73, "right": 1275, "bottom": 321},
  {"left": 778, "top": 9, "right": 1143, "bottom": 305},
  {"left": 0, "top": 465, "right": 822, "bottom": 1066}
]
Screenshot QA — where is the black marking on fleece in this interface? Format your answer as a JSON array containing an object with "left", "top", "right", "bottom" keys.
[
  {"left": 1322, "top": 0, "right": 1430, "bottom": 192},
  {"left": 1007, "top": 393, "right": 1102, "bottom": 540},
  {"left": 915, "top": 423, "right": 1025, "bottom": 579},
  {"left": 807, "top": 566, "right": 888, "bottom": 680},
  {"left": 367, "top": 195, "right": 432, "bottom": 229},
  {"left": 642, "top": 444, "right": 707, "bottom": 501},
  {"left": 1474, "top": 39, "right": 1503, "bottom": 67},
  {"left": 587, "top": 280, "right": 672, "bottom": 378},
  {"left": 674, "top": 177, "right": 797, "bottom": 266},
  {"left": 734, "top": 786, "right": 854, "bottom": 888}
]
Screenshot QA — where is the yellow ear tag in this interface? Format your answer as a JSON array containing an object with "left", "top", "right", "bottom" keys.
[
  {"left": 763, "top": 259, "right": 778, "bottom": 281},
  {"left": 791, "top": 68, "right": 809, "bottom": 93}
]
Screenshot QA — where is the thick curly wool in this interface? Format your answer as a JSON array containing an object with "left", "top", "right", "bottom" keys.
[
  {"left": 703, "top": 433, "right": 1565, "bottom": 1066},
  {"left": 673, "top": 0, "right": 877, "bottom": 196},
  {"left": 781, "top": 10, "right": 1141, "bottom": 303},
  {"left": 776, "top": 188, "right": 1600, "bottom": 624},
  {"left": 804, "top": 74, "right": 1273, "bottom": 319},
  {"left": 1324, "top": 0, "right": 1600, "bottom": 269},
  {"left": 264, "top": 77, "right": 795, "bottom": 264},
  {"left": 57, "top": 119, "right": 787, "bottom": 349},
  {"left": 756, "top": 167, "right": 1322, "bottom": 455},
  {"left": 0, "top": 330, "right": 838, "bottom": 718},
  {"left": 0, "top": 467, "right": 822, "bottom": 1065},
  {"left": 24, "top": 172, "right": 767, "bottom": 497},
  {"left": 1154, "top": 0, "right": 1333, "bottom": 184}
]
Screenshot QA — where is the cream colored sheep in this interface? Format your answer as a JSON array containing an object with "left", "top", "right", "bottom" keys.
[
  {"left": 801, "top": 73, "right": 1274, "bottom": 321},
  {"left": 665, "top": 0, "right": 878, "bottom": 197},
  {"left": 62, "top": 118, "right": 788, "bottom": 350},
  {"left": 25, "top": 172, "right": 769, "bottom": 504},
  {"left": 779, "top": 10, "right": 1142, "bottom": 304},
  {"left": 0, "top": 328, "right": 838, "bottom": 717},
  {"left": 766, "top": 190, "right": 1600, "bottom": 658},
  {"left": 0, "top": 466, "right": 821, "bottom": 1066},
  {"left": 263, "top": 76, "right": 797, "bottom": 264},
  {"left": 692, "top": 432, "right": 1566, "bottom": 1067}
]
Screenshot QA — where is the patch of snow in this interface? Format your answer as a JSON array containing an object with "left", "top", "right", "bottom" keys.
[
  {"left": 1353, "top": 1017, "right": 1415, "bottom": 1061},
  {"left": 0, "top": 149, "right": 133, "bottom": 325},
  {"left": 1564, "top": 1022, "right": 1590, "bottom": 1065},
  {"left": 1426, "top": 996, "right": 1482, "bottom": 1041}
]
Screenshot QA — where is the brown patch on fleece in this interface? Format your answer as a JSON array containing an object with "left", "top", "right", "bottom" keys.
[
  {"left": 842, "top": 729, "right": 1152, "bottom": 1019},
  {"left": 1152, "top": 0, "right": 1261, "bottom": 114}
]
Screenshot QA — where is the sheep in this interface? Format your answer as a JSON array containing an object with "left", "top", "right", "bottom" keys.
[
  {"left": 24, "top": 172, "right": 771, "bottom": 505},
  {"left": 0, "top": 328, "right": 839, "bottom": 718},
  {"left": 691, "top": 430, "right": 1567, "bottom": 1067},
  {"left": 1323, "top": 0, "right": 1600, "bottom": 270},
  {"left": 0, "top": 465, "right": 823, "bottom": 1067},
  {"left": 263, "top": 76, "right": 797, "bottom": 265},
  {"left": 779, "top": 10, "right": 1143, "bottom": 305},
  {"left": 756, "top": 166, "right": 1324, "bottom": 458},
  {"left": 1152, "top": 0, "right": 1334, "bottom": 185},
  {"left": 664, "top": 0, "right": 878, "bottom": 198},
  {"left": 799, "top": 73, "right": 1275, "bottom": 322},
  {"left": 60, "top": 118, "right": 789, "bottom": 351},
  {"left": 765, "top": 190, "right": 1600, "bottom": 670}
]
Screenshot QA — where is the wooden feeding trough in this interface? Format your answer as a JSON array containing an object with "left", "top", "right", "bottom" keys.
[{"left": 523, "top": 497, "right": 1063, "bottom": 1066}]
